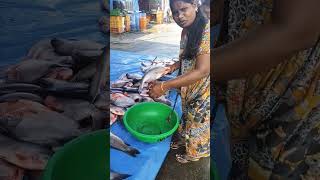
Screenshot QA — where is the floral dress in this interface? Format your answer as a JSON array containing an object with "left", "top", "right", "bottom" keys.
[
  {"left": 177, "top": 22, "right": 211, "bottom": 158},
  {"left": 221, "top": 0, "right": 320, "bottom": 179}
]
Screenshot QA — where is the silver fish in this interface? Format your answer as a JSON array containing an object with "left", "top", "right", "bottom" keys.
[
  {"left": 0, "top": 92, "right": 43, "bottom": 103},
  {"left": 126, "top": 73, "right": 142, "bottom": 80},
  {"left": 0, "top": 100, "right": 81, "bottom": 146},
  {"left": 40, "top": 78, "right": 89, "bottom": 92},
  {"left": 0, "top": 83, "right": 43, "bottom": 95},
  {"left": 6, "top": 60, "right": 70, "bottom": 83},
  {"left": 111, "top": 93, "right": 135, "bottom": 108},
  {"left": 127, "top": 93, "right": 143, "bottom": 103},
  {"left": 155, "top": 96, "right": 172, "bottom": 106},
  {"left": 70, "top": 62, "right": 96, "bottom": 82},
  {"left": 110, "top": 132, "right": 140, "bottom": 157},
  {"left": 110, "top": 170, "right": 130, "bottom": 180},
  {"left": 110, "top": 105, "right": 125, "bottom": 116},
  {"left": 89, "top": 47, "right": 109, "bottom": 102},
  {"left": 51, "top": 38, "right": 104, "bottom": 56},
  {"left": 0, "top": 134, "right": 51, "bottom": 170},
  {"left": 139, "top": 67, "right": 168, "bottom": 93}
]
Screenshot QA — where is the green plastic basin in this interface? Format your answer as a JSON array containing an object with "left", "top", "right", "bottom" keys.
[
  {"left": 42, "top": 129, "right": 108, "bottom": 180},
  {"left": 123, "top": 102, "right": 179, "bottom": 143}
]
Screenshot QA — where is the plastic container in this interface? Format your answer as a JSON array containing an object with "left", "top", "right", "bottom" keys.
[
  {"left": 125, "top": 15, "right": 130, "bottom": 32},
  {"left": 139, "top": 13, "right": 147, "bottom": 31},
  {"left": 123, "top": 102, "right": 179, "bottom": 143},
  {"left": 42, "top": 129, "right": 108, "bottom": 180},
  {"left": 156, "top": 10, "right": 163, "bottom": 24},
  {"left": 110, "top": 16, "right": 125, "bottom": 33}
]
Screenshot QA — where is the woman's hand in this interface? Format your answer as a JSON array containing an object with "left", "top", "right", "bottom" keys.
[{"left": 148, "top": 81, "right": 168, "bottom": 99}]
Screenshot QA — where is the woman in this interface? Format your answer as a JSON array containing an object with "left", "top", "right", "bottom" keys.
[
  {"left": 212, "top": 0, "right": 320, "bottom": 179},
  {"left": 148, "top": 0, "right": 211, "bottom": 163}
]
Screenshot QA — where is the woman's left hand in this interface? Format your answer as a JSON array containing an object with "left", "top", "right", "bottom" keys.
[{"left": 148, "top": 81, "right": 167, "bottom": 99}]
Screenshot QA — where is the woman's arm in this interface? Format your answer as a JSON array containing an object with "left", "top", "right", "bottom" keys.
[{"left": 212, "top": 0, "right": 320, "bottom": 81}]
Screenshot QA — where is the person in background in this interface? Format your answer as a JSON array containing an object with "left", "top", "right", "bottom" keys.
[
  {"left": 212, "top": 0, "right": 320, "bottom": 179},
  {"left": 148, "top": 0, "right": 211, "bottom": 163}
]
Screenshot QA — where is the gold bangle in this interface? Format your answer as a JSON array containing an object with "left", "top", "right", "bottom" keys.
[{"left": 160, "top": 82, "right": 165, "bottom": 92}]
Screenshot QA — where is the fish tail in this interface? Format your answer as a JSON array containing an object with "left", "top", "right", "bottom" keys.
[{"left": 126, "top": 147, "right": 140, "bottom": 157}]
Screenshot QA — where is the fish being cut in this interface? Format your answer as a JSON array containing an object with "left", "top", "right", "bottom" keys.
[
  {"left": 110, "top": 132, "right": 140, "bottom": 157},
  {"left": 138, "top": 66, "right": 169, "bottom": 93}
]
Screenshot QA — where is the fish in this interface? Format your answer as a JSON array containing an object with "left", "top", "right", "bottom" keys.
[
  {"left": 155, "top": 96, "right": 172, "bottom": 106},
  {"left": 0, "top": 159, "right": 24, "bottom": 180},
  {"left": 50, "top": 38, "right": 104, "bottom": 56},
  {"left": 6, "top": 60, "right": 70, "bottom": 83},
  {"left": 110, "top": 105, "right": 125, "bottom": 116},
  {"left": 89, "top": 47, "right": 109, "bottom": 102},
  {"left": 138, "top": 66, "right": 168, "bottom": 93},
  {"left": 0, "top": 100, "right": 81, "bottom": 146},
  {"left": 40, "top": 78, "right": 89, "bottom": 93},
  {"left": 94, "top": 92, "right": 109, "bottom": 111},
  {"left": 111, "top": 79, "right": 132, "bottom": 88},
  {"left": 0, "top": 83, "right": 43, "bottom": 95},
  {"left": 0, "top": 92, "right": 43, "bottom": 103},
  {"left": 110, "top": 132, "right": 140, "bottom": 157},
  {"left": 110, "top": 170, "right": 130, "bottom": 180},
  {"left": 71, "top": 50, "right": 101, "bottom": 70},
  {"left": 45, "top": 67, "right": 73, "bottom": 81},
  {"left": 70, "top": 63, "right": 96, "bottom": 82},
  {"left": 110, "top": 112, "right": 118, "bottom": 125},
  {"left": 111, "top": 93, "right": 135, "bottom": 108},
  {"left": 142, "top": 97, "right": 155, "bottom": 102},
  {"left": 126, "top": 93, "right": 143, "bottom": 103},
  {"left": 126, "top": 73, "right": 142, "bottom": 80},
  {"left": 0, "top": 133, "right": 52, "bottom": 170}
]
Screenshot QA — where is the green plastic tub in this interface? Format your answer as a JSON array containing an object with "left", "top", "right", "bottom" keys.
[
  {"left": 123, "top": 102, "right": 180, "bottom": 143},
  {"left": 42, "top": 129, "right": 108, "bottom": 180}
]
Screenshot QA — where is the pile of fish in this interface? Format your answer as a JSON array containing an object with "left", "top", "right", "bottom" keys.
[
  {"left": 109, "top": 57, "right": 177, "bottom": 180},
  {"left": 99, "top": 0, "right": 109, "bottom": 34},
  {"left": 109, "top": 57, "right": 178, "bottom": 126},
  {"left": 0, "top": 38, "right": 108, "bottom": 179}
]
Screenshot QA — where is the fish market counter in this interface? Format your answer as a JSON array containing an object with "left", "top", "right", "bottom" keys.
[{"left": 110, "top": 50, "right": 182, "bottom": 180}]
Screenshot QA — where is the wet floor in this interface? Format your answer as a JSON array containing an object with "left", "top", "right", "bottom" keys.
[{"left": 111, "top": 23, "right": 210, "bottom": 180}]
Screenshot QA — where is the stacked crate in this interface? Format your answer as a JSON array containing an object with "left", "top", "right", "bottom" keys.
[{"left": 110, "top": 16, "right": 125, "bottom": 33}]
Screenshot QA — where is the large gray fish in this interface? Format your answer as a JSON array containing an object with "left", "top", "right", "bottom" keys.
[
  {"left": 0, "top": 100, "right": 81, "bottom": 146},
  {"left": 110, "top": 170, "right": 130, "bottom": 180},
  {"left": 89, "top": 47, "right": 109, "bottom": 102},
  {"left": 40, "top": 78, "right": 89, "bottom": 93},
  {"left": 110, "top": 105, "right": 125, "bottom": 116},
  {"left": 0, "top": 83, "right": 43, "bottom": 95},
  {"left": 0, "top": 92, "right": 43, "bottom": 103},
  {"left": 94, "top": 92, "right": 109, "bottom": 111},
  {"left": 0, "top": 134, "right": 51, "bottom": 170},
  {"left": 111, "top": 93, "right": 135, "bottom": 108},
  {"left": 110, "top": 132, "right": 140, "bottom": 157},
  {"left": 6, "top": 60, "right": 70, "bottom": 83},
  {"left": 50, "top": 38, "right": 104, "bottom": 56},
  {"left": 0, "top": 159, "right": 24, "bottom": 179},
  {"left": 154, "top": 95, "right": 172, "bottom": 106},
  {"left": 70, "top": 62, "right": 96, "bottom": 82},
  {"left": 127, "top": 93, "right": 143, "bottom": 103},
  {"left": 138, "top": 67, "right": 168, "bottom": 93},
  {"left": 126, "top": 73, "right": 142, "bottom": 81}
]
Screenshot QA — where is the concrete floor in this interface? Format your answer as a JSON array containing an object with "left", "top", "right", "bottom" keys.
[{"left": 111, "top": 23, "right": 210, "bottom": 180}]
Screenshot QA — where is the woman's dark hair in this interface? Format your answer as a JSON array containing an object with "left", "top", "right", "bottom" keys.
[{"left": 170, "top": 0, "right": 208, "bottom": 59}]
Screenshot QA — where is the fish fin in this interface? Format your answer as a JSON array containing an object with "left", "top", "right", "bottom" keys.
[
  {"left": 127, "top": 147, "right": 140, "bottom": 157},
  {"left": 115, "top": 174, "right": 131, "bottom": 180}
]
